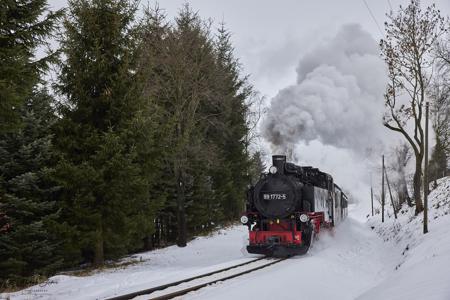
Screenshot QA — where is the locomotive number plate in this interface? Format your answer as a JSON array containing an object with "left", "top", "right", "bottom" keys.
[{"left": 262, "top": 193, "right": 287, "bottom": 200}]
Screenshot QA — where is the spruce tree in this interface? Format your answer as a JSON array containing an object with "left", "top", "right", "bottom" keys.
[
  {"left": 55, "top": 0, "right": 162, "bottom": 265},
  {"left": 0, "top": 0, "right": 62, "bottom": 133},
  {"left": 212, "top": 23, "right": 253, "bottom": 220},
  {"left": 168, "top": 5, "right": 214, "bottom": 246},
  {"left": 0, "top": 89, "right": 62, "bottom": 287},
  {"left": 138, "top": 6, "right": 256, "bottom": 245},
  {"left": 139, "top": 4, "right": 221, "bottom": 246},
  {"left": 0, "top": 0, "right": 62, "bottom": 287}
]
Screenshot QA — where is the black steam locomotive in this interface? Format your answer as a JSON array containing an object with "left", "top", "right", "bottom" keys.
[{"left": 241, "top": 155, "right": 348, "bottom": 257}]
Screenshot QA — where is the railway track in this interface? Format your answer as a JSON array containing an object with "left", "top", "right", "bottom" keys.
[{"left": 106, "top": 256, "right": 286, "bottom": 300}]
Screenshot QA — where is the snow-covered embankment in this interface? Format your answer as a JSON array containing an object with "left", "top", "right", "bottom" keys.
[{"left": 358, "top": 176, "right": 450, "bottom": 300}]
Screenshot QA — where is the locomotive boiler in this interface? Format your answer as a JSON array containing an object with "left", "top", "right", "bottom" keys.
[{"left": 241, "top": 155, "right": 348, "bottom": 256}]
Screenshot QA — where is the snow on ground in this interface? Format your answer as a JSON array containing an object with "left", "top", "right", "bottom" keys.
[
  {"left": 183, "top": 216, "right": 400, "bottom": 300},
  {"left": 2, "top": 177, "right": 450, "bottom": 300},
  {"left": 185, "top": 178, "right": 450, "bottom": 300},
  {"left": 357, "top": 176, "right": 450, "bottom": 300},
  {"left": 1, "top": 226, "right": 258, "bottom": 300}
]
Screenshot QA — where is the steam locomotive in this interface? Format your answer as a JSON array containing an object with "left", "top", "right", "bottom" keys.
[{"left": 241, "top": 155, "right": 348, "bottom": 256}]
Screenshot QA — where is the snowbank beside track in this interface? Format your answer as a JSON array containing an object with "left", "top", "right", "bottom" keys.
[
  {"left": 357, "top": 176, "right": 450, "bottom": 300},
  {"left": 1, "top": 226, "right": 255, "bottom": 300}
]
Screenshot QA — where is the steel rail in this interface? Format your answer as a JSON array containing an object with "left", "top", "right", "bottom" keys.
[
  {"left": 147, "top": 257, "right": 287, "bottom": 300},
  {"left": 106, "top": 256, "right": 267, "bottom": 300}
]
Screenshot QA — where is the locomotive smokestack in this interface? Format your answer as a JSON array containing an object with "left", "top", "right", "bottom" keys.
[{"left": 272, "top": 155, "right": 286, "bottom": 174}]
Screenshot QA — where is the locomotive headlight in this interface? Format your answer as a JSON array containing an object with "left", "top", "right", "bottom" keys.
[
  {"left": 269, "top": 166, "right": 277, "bottom": 174},
  {"left": 240, "top": 215, "right": 249, "bottom": 224},
  {"left": 299, "top": 214, "right": 309, "bottom": 223}
]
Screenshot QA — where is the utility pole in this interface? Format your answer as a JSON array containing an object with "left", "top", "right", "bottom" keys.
[
  {"left": 370, "top": 172, "right": 374, "bottom": 216},
  {"left": 382, "top": 155, "right": 385, "bottom": 223},
  {"left": 424, "top": 102, "right": 429, "bottom": 234},
  {"left": 371, "top": 186, "right": 374, "bottom": 217},
  {"left": 385, "top": 168, "right": 397, "bottom": 219}
]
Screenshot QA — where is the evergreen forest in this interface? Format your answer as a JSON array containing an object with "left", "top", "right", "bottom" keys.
[{"left": 0, "top": 0, "right": 264, "bottom": 288}]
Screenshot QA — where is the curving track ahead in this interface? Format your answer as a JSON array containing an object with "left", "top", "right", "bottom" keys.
[{"left": 106, "top": 257, "right": 287, "bottom": 300}]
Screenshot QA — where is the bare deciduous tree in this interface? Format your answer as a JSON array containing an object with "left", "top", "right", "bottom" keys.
[
  {"left": 432, "top": 25, "right": 450, "bottom": 162},
  {"left": 380, "top": 0, "right": 445, "bottom": 215},
  {"left": 436, "top": 22, "right": 450, "bottom": 65}
]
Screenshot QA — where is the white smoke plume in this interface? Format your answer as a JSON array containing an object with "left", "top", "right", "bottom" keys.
[
  {"left": 262, "top": 24, "right": 390, "bottom": 212},
  {"left": 263, "top": 24, "right": 386, "bottom": 157}
]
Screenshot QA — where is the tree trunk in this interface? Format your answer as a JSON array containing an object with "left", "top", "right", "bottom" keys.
[
  {"left": 175, "top": 160, "right": 187, "bottom": 247},
  {"left": 398, "top": 175, "right": 412, "bottom": 207},
  {"left": 404, "top": 185, "right": 413, "bottom": 207},
  {"left": 413, "top": 157, "right": 424, "bottom": 215},
  {"left": 93, "top": 223, "right": 104, "bottom": 266},
  {"left": 143, "top": 235, "right": 153, "bottom": 251},
  {"left": 167, "top": 214, "right": 173, "bottom": 243}
]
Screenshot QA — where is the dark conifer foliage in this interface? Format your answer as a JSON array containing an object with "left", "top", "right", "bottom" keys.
[
  {"left": 213, "top": 23, "right": 253, "bottom": 220},
  {"left": 0, "top": 0, "right": 62, "bottom": 288},
  {"left": 54, "top": 0, "right": 163, "bottom": 266},
  {"left": 137, "top": 5, "right": 257, "bottom": 247},
  {"left": 0, "top": 0, "right": 261, "bottom": 286},
  {"left": 248, "top": 151, "right": 266, "bottom": 184},
  {"left": 0, "top": 89, "right": 62, "bottom": 287},
  {"left": 0, "top": 0, "right": 62, "bottom": 133}
]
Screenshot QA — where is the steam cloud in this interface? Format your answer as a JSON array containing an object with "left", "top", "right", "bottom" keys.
[
  {"left": 261, "top": 24, "right": 389, "bottom": 211},
  {"left": 263, "top": 24, "right": 386, "bottom": 156}
]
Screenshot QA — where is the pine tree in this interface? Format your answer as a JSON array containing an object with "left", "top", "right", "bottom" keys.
[
  {"left": 54, "top": 0, "right": 162, "bottom": 266},
  {"left": 0, "top": 0, "right": 62, "bottom": 133},
  {"left": 0, "top": 89, "right": 62, "bottom": 287}
]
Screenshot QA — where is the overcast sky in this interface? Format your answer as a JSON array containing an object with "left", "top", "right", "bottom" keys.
[
  {"left": 48, "top": 0, "right": 450, "bottom": 99},
  {"left": 155, "top": 0, "right": 450, "bottom": 99}
]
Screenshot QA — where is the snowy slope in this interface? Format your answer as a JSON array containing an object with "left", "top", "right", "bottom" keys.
[
  {"left": 357, "top": 176, "right": 450, "bottom": 300},
  {"left": 185, "top": 178, "right": 450, "bottom": 300},
  {"left": 2, "top": 177, "right": 449, "bottom": 300}
]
